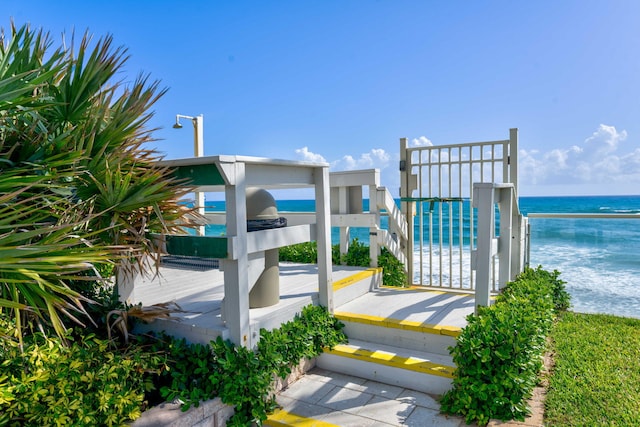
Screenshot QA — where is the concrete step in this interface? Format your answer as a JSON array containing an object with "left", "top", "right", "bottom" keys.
[
  {"left": 317, "top": 339, "right": 455, "bottom": 396},
  {"left": 265, "top": 367, "right": 466, "bottom": 427},
  {"left": 333, "top": 267, "right": 381, "bottom": 308},
  {"left": 334, "top": 311, "right": 460, "bottom": 356}
]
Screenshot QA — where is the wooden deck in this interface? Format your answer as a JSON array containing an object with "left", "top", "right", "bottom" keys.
[
  {"left": 130, "top": 260, "right": 473, "bottom": 345},
  {"left": 130, "top": 261, "right": 371, "bottom": 344}
]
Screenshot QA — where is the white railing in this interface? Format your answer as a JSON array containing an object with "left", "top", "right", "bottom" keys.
[
  {"left": 201, "top": 168, "right": 410, "bottom": 270},
  {"left": 375, "top": 184, "right": 409, "bottom": 266},
  {"left": 472, "top": 183, "right": 528, "bottom": 308},
  {"left": 330, "top": 169, "right": 408, "bottom": 269},
  {"left": 400, "top": 129, "right": 520, "bottom": 290}
]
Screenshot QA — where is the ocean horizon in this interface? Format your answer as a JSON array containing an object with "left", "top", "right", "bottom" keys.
[{"left": 204, "top": 195, "right": 640, "bottom": 319}]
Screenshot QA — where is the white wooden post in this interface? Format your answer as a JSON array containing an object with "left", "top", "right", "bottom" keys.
[
  {"left": 509, "top": 128, "right": 518, "bottom": 194},
  {"left": 369, "top": 183, "right": 379, "bottom": 268},
  {"left": 400, "top": 137, "right": 416, "bottom": 286},
  {"left": 473, "top": 183, "right": 495, "bottom": 308},
  {"left": 194, "top": 115, "right": 206, "bottom": 236},
  {"left": 315, "top": 166, "right": 334, "bottom": 312},
  {"left": 338, "top": 186, "right": 350, "bottom": 262},
  {"left": 512, "top": 191, "right": 525, "bottom": 278},
  {"left": 222, "top": 162, "right": 251, "bottom": 348},
  {"left": 497, "top": 186, "right": 513, "bottom": 288}
]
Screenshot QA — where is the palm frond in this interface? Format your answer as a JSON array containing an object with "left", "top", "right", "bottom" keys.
[{"left": 1, "top": 22, "right": 200, "bottom": 346}]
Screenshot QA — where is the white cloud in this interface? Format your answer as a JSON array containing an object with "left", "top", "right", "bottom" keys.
[
  {"left": 331, "top": 148, "right": 392, "bottom": 171},
  {"left": 292, "top": 125, "right": 637, "bottom": 198},
  {"left": 412, "top": 136, "right": 433, "bottom": 147},
  {"left": 293, "top": 146, "right": 400, "bottom": 196},
  {"left": 584, "top": 124, "right": 627, "bottom": 155},
  {"left": 544, "top": 148, "right": 570, "bottom": 170},
  {"left": 295, "top": 146, "right": 327, "bottom": 163},
  {"left": 519, "top": 124, "right": 638, "bottom": 189}
]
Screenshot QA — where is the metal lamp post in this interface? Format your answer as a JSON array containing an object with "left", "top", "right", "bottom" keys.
[{"left": 173, "top": 114, "right": 205, "bottom": 235}]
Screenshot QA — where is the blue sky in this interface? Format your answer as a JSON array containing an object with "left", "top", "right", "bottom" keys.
[{"left": 3, "top": 1, "right": 640, "bottom": 197}]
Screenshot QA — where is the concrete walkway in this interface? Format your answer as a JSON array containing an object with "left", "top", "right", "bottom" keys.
[
  {"left": 267, "top": 367, "right": 466, "bottom": 427},
  {"left": 268, "top": 367, "right": 546, "bottom": 427}
]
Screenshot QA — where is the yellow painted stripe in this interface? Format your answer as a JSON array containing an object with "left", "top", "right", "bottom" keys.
[
  {"left": 332, "top": 267, "right": 382, "bottom": 291},
  {"left": 265, "top": 409, "right": 340, "bottom": 427},
  {"left": 334, "top": 311, "right": 462, "bottom": 338},
  {"left": 326, "top": 344, "right": 455, "bottom": 379}
]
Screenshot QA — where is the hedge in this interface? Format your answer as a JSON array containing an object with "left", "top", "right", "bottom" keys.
[{"left": 440, "top": 266, "right": 569, "bottom": 425}]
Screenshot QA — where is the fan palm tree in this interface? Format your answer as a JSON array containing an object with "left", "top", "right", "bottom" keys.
[{"left": 0, "top": 23, "right": 198, "bottom": 343}]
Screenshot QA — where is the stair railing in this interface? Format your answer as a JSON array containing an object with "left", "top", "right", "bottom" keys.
[{"left": 330, "top": 169, "right": 409, "bottom": 271}]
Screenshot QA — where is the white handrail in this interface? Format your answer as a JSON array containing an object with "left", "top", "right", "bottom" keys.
[
  {"left": 377, "top": 186, "right": 408, "bottom": 241},
  {"left": 329, "top": 170, "right": 410, "bottom": 272},
  {"left": 203, "top": 169, "right": 411, "bottom": 273}
]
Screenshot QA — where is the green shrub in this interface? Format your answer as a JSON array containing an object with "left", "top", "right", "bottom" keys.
[
  {"left": 279, "top": 241, "right": 319, "bottom": 264},
  {"left": 0, "top": 317, "right": 164, "bottom": 426},
  {"left": 0, "top": 304, "right": 346, "bottom": 427},
  {"left": 209, "top": 338, "right": 274, "bottom": 426},
  {"left": 339, "top": 238, "right": 370, "bottom": 266},
  {"left": 220, "top": 305, "right": 346, "bottom": 426},
  {"left": 379, "top": 248, "right": 407, "bottom": 287},
  {"left": 440, "top": 266, "right": 569, "bottom": 425},
  {"left": 149, "top": 305, "right": 346, "bottom": 427},
  {"left": 149, "top": 336, "right": 220, "bottom": 411}
]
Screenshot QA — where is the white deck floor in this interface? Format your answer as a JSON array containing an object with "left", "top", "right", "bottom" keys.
[
  {"left": 130, "top": 260, "right": 473, "bottom": 344},
  {"left": 131, "top": 261, "right": 369, "bottom": 343}
]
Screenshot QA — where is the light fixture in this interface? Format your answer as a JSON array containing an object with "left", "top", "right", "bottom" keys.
[
  {"left": 173, "top": 113, "right": 206, "bottom": 235},
  {"left": 172, "top": 114, "right": 204, "bottom": 157}
]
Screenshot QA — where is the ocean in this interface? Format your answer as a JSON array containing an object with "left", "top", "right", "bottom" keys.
[
  {"left": 204, "top": 195, "right": 640, "bottom": 319},
  {"left": 523, "top": 196, "right": 640, "bottom": 319}
]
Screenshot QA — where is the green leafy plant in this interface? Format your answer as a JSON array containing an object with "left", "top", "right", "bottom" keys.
[
  {"left": 146, "top": 305, "right": 346, "bottom": 426},
  {"left": 150, "top": 335, "right": 220, "bottom": 411},
  {"left": 0, "top": 22, "right": 199, "bottom": 341},
  {"left": 0, "top": 160, "right": 120, "bottom": 346},
  {"left": 210, "top": 337, "right": 275, "bottom": 426},
  {"left": 279, "top": 241, "right": 321, "bottom": 264},
  {"left": 440, "top": 266, "right": 569, "bottom": 425},
  {"left": 339, "top": 238, "right": 370, "bottom": 266},
  {"left": 0, "top": 315, "right": 165, "bottom": 426},
  {"left": 378, "top": 248, "right": 407, "bottom": 287},
  {"left": 223, "top": 305, "right": 346, "bottom": 426}
]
